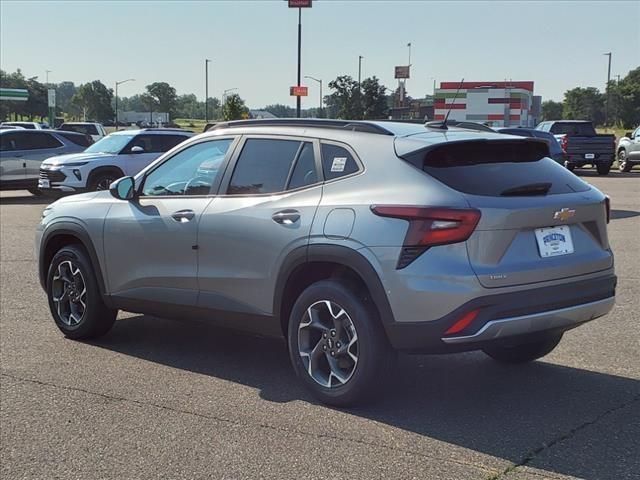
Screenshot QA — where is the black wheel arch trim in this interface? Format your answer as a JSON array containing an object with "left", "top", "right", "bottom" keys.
[
  {"left": 39, "top": 221, "right": 112, "bottom": 307},
  {"left": 273, "top": 244, "right": 396, "bottom": 326}
]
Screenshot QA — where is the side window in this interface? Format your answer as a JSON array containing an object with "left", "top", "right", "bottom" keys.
[
  {"left": 634, "top": 128, "right": 640, "bottom": 139},
  {"left": 18, "top": 132, "right": 63, "bottom": 150},
  {"left": 124, "top": 135, "right": 162, "bottom": 153},
  {"left": 227, "top": 138, "right": 301, "bottom": 195},
  {"left": 0, "top": 133, "right": 17, "bottom": 151},
  {"left": 141, "top": 139, "right": 233, "bottom": 196},
  {"left": 321, "top": 143, "right": 359, "bottom": 181},
  {"left": 287, "top": 142, "right": 318, "bottom": 190},
  {"left": 160, "top": 135, "right": 189, "bottom": 151}
]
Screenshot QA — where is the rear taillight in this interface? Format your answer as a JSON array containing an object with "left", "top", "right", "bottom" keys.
[
  {"left": 371, "top": 206, "right": 481, "bottom": 268},
  {"left": 605, "top": 196, "right": 610, "bottom": 223},
  {"left": 559, "top": 135, "right": 568, "bottom": 152}
]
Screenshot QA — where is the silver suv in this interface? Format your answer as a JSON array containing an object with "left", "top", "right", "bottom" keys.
[{"left": 36, "top": 119, "right": 616, "bottom": 406}]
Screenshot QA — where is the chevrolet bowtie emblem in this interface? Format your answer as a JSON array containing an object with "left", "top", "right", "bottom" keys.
[{"left": 553, "top": 208, "right": 576, "bottom": 221}]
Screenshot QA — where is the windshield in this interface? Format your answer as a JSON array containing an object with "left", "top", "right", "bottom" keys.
[{"left": 85, "top": 134, "right": 134, "bottom": 154}]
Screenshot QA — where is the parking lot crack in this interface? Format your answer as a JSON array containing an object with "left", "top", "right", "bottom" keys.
[
  {"left": 485, "top": 394, "right": 640, "bottom": 479},
  {"left": 1, "top": 371, "right": 495, "bottom": 475}
]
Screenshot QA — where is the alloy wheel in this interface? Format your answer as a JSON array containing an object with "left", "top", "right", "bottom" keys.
[
  {"left": 96, "top": 177, "right": 115, "bottom": 190},
  {"left": 51, "top": 260, "right": 87, "bottom": 326},
  {"left": 298, "top": 300, "right": 359, "bottom": 388}
]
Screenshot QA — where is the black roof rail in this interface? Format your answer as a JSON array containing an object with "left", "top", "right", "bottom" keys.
[
  {"left": 209, "top": 118, "right": 395, "bottom": 136},
  {"left": 140, "top": 128, "right": 189, "bottom": 133}
]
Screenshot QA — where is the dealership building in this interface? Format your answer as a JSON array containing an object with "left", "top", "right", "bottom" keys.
[{"left": 434, "top": 81, "right": 541, "bottom": 127}]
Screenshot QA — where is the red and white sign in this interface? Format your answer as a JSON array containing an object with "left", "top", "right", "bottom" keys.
[
  {"left": 290, "top": 86, "right": 308, "bottom": 97},
  {"left": 288, "top": 0, "right": 312, "bottom": 7}
]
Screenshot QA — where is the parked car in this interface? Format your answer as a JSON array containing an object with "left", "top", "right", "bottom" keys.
[
  {"left": 38, "top": 128, "right": 193, "bottom": 194},
  {"left": 536, "top": 120, "right": 616, "bottom": 175},
  {"left": 58, "top": 122, "right": 107, "bottom": 142},
  {"left": 616, "top": 126, "right": 640, "bottom": 172},
  {"left": 496, "top": 127, "right": 566, "bottom": 164},
  {"left": 0, "top": 130, "right": 91, "bottom": 194},
  {"left": 36, "top": 118, "right": 615, "bottom": 406},
  {"left": 0, "top": 121, "right": 49, "bottom": 130},
  {"left": 0, "top": 125, "right": 25, "bottom": 130}
]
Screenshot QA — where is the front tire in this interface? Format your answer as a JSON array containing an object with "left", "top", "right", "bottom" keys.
[
  {"left": 482, "top": 334, "right": 562, "bottom": 364},
  {"left": 88, "top": 171, "right": 120, "bottom": 191},
  {"left": 287, "top": 279, "right": 393, "bottom": 406},
  {"left": 47, "top": 245, "right": 117, "bottom": 339},
  {"left": 596, "top": 163, "right": 612, "bottom": 175}
]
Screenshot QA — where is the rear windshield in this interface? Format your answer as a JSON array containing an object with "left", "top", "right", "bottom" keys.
[
  {"left": 60, "top": 124, "right": 99, "bottom": 135},
  {"left": 58, "top": 132, "right": 93, "bottom": 147},
  {"left": 403, "top": 140, "right": 590, "bottom": 197},
  {"left": 549, "top": 122, "right": 596, "bottom": 136}
]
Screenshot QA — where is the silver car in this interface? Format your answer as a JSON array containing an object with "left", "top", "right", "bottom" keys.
[{"left": 36, "top": 119, "right": 616, "bottom": 406}]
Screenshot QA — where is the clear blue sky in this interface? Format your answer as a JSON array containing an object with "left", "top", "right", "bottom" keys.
[{"left": 1, "top": 0, "right": 638, "bottom": 108}]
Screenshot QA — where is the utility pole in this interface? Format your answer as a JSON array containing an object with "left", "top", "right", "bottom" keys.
[
  {"left": 205, "top": 59, "right": 212, "bottom": 122},
  {"left": 358, "top": 55, "right": 363, "bottom": 86},
  {"left": 115, "top": 78, "right": 134, "bottom": 131},
  {"left": 296, "top": 8, "right": 302, "bottom": 118},
  {"left": 45, "top": 70, "right": 51, "bottom": 85},
  {"left": 604, "top": 52, "right": 612, "bottom": 126}
]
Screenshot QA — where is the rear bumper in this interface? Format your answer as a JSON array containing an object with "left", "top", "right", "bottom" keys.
[
  {"left": 566, "top": 153, "right": 614, "bottom": 164},
  {"left": 384, "top": 274, "right": 616, "bottom": 352}
]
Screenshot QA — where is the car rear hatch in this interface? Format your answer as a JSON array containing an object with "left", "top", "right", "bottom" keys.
[
  {"left": 399, "top": 137, "right": 613, "bottom": 288},
  {"left": 562, "top": 135, "right": 616, "bottom": 160}
]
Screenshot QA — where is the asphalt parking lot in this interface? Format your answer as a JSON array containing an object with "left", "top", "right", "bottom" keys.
[{"left": 1, "top": 170, "right": 638, "bottom": 480}]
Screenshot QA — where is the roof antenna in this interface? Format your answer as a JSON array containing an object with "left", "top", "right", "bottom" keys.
[{"left": 442, "top": 77, "right": 464, "bottom": 129}]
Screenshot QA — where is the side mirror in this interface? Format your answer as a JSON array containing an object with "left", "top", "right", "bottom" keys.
[
  {"left": 130, "top": 145, "right": 145, "bottom": 154},
  {"left": 110, "top": 176, "right": 135, "bottom": 200}
]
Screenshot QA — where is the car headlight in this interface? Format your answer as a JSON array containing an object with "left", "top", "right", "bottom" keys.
[{"left": 49, "top": 161, "right": 89, "bottom": 169}]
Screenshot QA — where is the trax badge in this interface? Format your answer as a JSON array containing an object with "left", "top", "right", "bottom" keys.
[{"left": 553, "top": 208, "right": 576, "bottom": 221}]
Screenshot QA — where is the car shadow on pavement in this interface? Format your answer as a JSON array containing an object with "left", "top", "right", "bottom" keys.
[
  {"left": 575, "top": 170, "right": 639, "bottom": 178},
  {"left": 93, "top": 314, "right": 640, "bottom": 480},
  {"left": 0, "top": 193, "right": 51, "bottom": 205},
  {"left": 611, "top": 209, "right": 640, "bottom": 220}
]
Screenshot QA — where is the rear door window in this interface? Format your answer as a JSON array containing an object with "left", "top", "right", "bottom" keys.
[
  {"left": 227, "top": 138, "right": 301, "bottom": 195},
  {"left": 320, "top": 143, "right": 359, "bottom": 180},
  {"left": 10, "top": 132, "right": 63, "bottom": 150},
  {"left": 403, "top": 140, "right": 589, "bottom": 197},
  {"left": 160, "top": 135, "right": 189, "bottom": 151}
]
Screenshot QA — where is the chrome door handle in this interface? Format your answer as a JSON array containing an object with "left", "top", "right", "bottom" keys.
[
  {"left": 272, "top": 209, "right": 300, "bottom": 225},
  {"left": 171, "top": 209, "right": 195, "bottom": 223}
]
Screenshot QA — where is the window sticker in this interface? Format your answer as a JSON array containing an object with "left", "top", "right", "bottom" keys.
[{"left": 330, "top": 157, "right": 347, "bottom": 172}]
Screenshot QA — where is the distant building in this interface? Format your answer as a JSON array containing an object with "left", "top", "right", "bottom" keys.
[
  {"left": 120, "top": 111, "right": 169, "bottom": 124},
  {"left": 434, "top": 81, "right": 539, "bottom": 127}
]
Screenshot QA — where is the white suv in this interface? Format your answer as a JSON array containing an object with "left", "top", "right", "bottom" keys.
[{"left": 38, "top": 129, "right": 192, "bottom": 194}]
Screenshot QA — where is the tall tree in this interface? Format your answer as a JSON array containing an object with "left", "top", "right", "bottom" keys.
[
  {"left": 361, "top": 76, "right": 388, "bottom": 119},
  {"left": 71, "top": 80, "right": 114, "bottom": 122},
  {"left": 55, "top": 81, "right": 77, "bottom": 114},
  {"left": 146, "top": 82, "right": 177, "bottom": 118},
  {"left": 264, "top": 103, "right": 295, "bottom": 118},
  {"left": 326, "top": 75, "right": 361, "bottom": 119},
  {"left": 222, "top": 93, "right": 248, "bottom": 120},
  {"left": 563, "top": 87, "right": 605, "bottom": 126},
  {"left": 610, "top": 67, "right": 640, "bottom": 128},
  {"left": 541, "top": 100, "right": 564, "bottom": 121}
]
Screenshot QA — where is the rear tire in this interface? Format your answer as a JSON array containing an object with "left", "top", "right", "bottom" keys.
[
  {"left": 47, "top": 245, "right": 117, "bottom": 339},
  {"left": 618, "top": 150, "right": 631, "bottom": 172},
  {"left": 287, "top": 279, "right": 393, "bottom": 406},
  {"left": 482, "top": 334, "right": 562, "bottom": 364},
  {"left": 596, "top": 163, "right": 612, "bottom": 175}
]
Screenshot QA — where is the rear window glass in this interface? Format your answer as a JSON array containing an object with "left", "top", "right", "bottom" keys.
[
  {"left": 405, "top": 140, "right": 589, "bottom": 196},
  {"left": 58, "top": 132, "right": 93, "bottom": 147},
  {"left": 60, "top": 124, "right": 99, "bottom": 135},
  {"left": 549, "top": 122, "right": 596, "bottom": 136}
]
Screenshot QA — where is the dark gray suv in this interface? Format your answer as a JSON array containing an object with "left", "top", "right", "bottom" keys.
[{"left": 36, "top": 119, "right": 616, "bottom": 405}]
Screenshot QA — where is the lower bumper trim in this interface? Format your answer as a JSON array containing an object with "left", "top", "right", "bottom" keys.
[{"left": 442, "top": 296, "right": 614, "bottom": 344}]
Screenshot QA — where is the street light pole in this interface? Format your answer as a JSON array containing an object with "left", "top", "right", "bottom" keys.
[
  {"left": 205, "top": 59, "right": 212, "bottom": 122},
  {"left": 305, "top": 76, "right": 322, "bottom": 115},
  {"left": 604, "top": 52, "right": 612, "bottom": 126},
  {"left": 115, "top": 79, "right": 134, "bottom": 131},
  {"left": 358, "top": 56, "right": 363, "bottom": 86}
]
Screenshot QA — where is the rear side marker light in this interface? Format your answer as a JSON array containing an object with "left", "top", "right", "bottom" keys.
[
  {"left": 371, "top": 205, "right": 481, "bottom": 268},
  {"left": 445, "top": 309, "right": 480, "bottom": 335}
]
